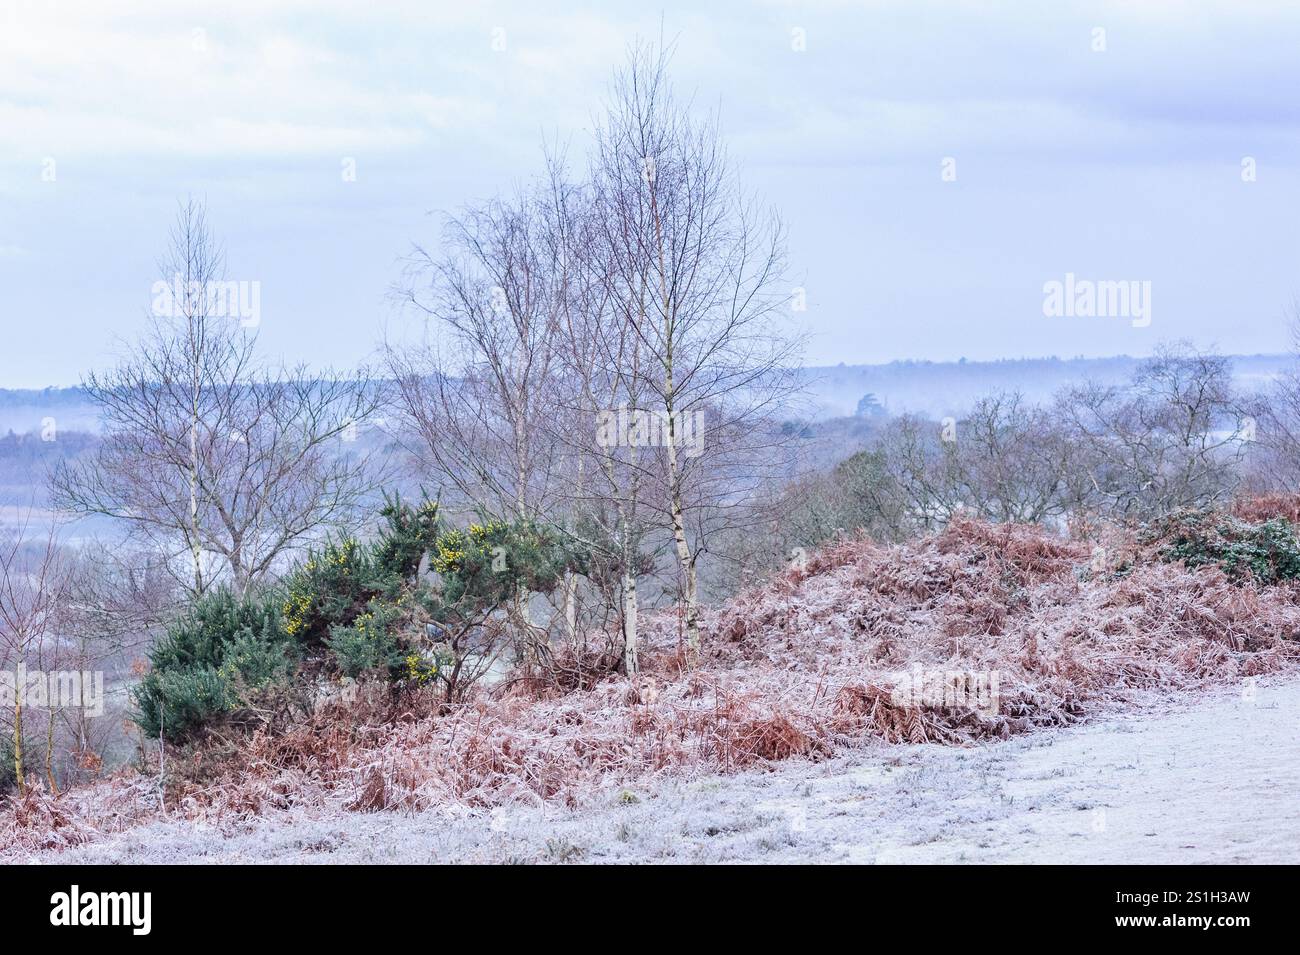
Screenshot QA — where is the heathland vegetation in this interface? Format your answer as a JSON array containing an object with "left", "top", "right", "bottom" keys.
[{"left": 3, "top": 46, "right": 1300, "bottom": 852}]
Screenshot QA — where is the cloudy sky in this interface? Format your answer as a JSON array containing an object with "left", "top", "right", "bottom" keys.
[{"left": 3, "top": 0, "right": 1300, "bottom": 387}]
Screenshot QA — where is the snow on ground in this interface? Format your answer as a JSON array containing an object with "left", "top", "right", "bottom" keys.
[{"left": 21, "top": 677, "right": 1299, "bottom": 864}]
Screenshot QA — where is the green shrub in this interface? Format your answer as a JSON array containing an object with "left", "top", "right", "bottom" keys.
[
  {"left": 132, "top": 667, "right": 231, "bottom": 741},
  {"left": 134, "top": 494, "right": 584, "bottom": 739},
  {"left": 1150, "top": 509, "right": 1300, "bottom": 584},
  {"left": 325, "top": 597, "right": 405, "bottom": 678},
  {"left": 280, "top": 494, "right": 445, "bottom": 647},
  {"left": 281, "top": 536, "right": 374, "bottom": 646},
  {"left": 429, "top": 517, "right": 569, "bottom": 605},
  {"left": 0, "top": 735, "right": 15, "bottom": 793},
  {"left": 371, "top": 492, "right": 443, "bottom": 583},
  {"left": 132, "top": 588, "right": 295, "bottom": 739},
  {"left": 412, "top": 514, "right": 573, "bottom": 697}
]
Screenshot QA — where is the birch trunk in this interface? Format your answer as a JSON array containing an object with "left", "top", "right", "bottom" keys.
[
  {"left": 188, "top": 425, "right": 203, "bottom": 594},
  {"left": 650, "top": 180, "right": 701, "bottom": 658},
  {"left": 622, "top": 571, "right": 638, "bottom": 675},
  {"left": 12, "top": 702, "right": 23, "bottom": 796},
  {"left": 663, "top": 428, "right": 700, "bottom": 655}
]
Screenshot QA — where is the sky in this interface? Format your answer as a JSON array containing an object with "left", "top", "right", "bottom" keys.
[{"left": 2, "top": 0, "right": 1300, "bottom": 388}]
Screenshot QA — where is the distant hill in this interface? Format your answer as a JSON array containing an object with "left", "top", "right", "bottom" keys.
[
  {"left": 0, "top": 386, "right": 98, "bottom": 435},
  {"left": 1, "top": 353, "right": 1293, "bottom": 433},
  {"left": 797, "top": 354, "right": 1294, "bottom": 419}
]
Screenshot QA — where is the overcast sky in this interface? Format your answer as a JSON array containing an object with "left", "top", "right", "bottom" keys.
[{"left": 3, "top": 0, "right": 1300, "bottom": 388}]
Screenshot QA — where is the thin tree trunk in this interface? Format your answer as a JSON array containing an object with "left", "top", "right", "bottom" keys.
[
  {"left": 622, "top": 571, "right": 638, "bottom": 675},
  {"left": 13, "top": 703, "right": 24, "bottom": 796},
  {"left": 189, "top": 420, "right": 203, "bottom": 594},
  {"left": 663, "top": 431, "right": 699, "bottom": 653},
  {"left": 660, "top": 368, "right": 701, "bottom": 655},
  {"left": 229, "top": 534, "right": 245, "bottom": 596},
  {"left": 512, "top": 449, "right": 540, "bottom": 653},
  {"left": 619, "top": 421, "right": 643, "bottom": 675},
  {"left": 651, "top": 191, "right": 702, "bottom": 658},
  {"left": 157, "top": 704, "right": 166, "bottom": 814},
  {"left": 45, "top": 707, "right": 57, "bottom": 795}
]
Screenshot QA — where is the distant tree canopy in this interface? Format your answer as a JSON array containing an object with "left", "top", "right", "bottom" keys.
[
  {"left": 856, "top": 393, "right": 886, "bottom": 417},
  {"left": 725, "top": 344, "right": 1261, "bottom": 583}
]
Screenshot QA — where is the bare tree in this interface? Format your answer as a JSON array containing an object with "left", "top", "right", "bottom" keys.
[
  {"left": 0, "top": 514, "right": 69, "bottom": 795},
  {"left": 388, "top": 168, "right": 588, "bottom": 659},
  {"left": 589, "top": 43, "right": 802, "bottom": 656},
  {"left": 955, "top": 392, "right": 1079, "bottom": 524},
  {"left": 1242, "top": 301, "right": 1300, "bottom": 494},
  {"left": 387, "top": 47, "right": 803, "bottom": 671},
  {"left": 56, "top": 543, "right": 175, "bottom": 785},
  {"left": 876, "top": 413, "right": 966, "bottom": 531},
  {"left": 872, "top": 354, "right": 1241, "bottom": 534},
  {"left": 52, "top": 199, "right": 383, "bottom": 595},
  {"left": 550, "top": 180, "right": 662, "bottom": 674},
  {"left": 388, "top": 177, "right": 573, "bottom": 525},
  {"left": 1057, "top": 345, "right": 1246, "bottom": 520}
]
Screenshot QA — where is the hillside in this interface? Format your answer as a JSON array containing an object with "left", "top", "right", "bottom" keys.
[
  {"left": 17, "top": 677, "right": 1297, "bottom": 864},
  {"left": 4, "top": 516, "right": 1297, "bottom": 858}
]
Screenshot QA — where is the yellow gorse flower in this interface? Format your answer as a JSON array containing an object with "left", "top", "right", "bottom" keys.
[
  {"left": 404, "top": 652, "right": 437, "bottom": 684},
  {"left": 468, "top": 520, "right": 506, "bottom": 541},
  {"left": 282, "top": 590, "right": 313, "bottom": 636},
  {"left": 432, "top": 529, "right": 469, "bottom": 573}
]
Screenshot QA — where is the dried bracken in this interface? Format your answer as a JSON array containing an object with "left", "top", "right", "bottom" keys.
[
  {"left": 4, "top": 515, "right": 1298, "bottom": 855},
  {"left": 1233, "top": 492, "right": 1300, "bottom": 524}
]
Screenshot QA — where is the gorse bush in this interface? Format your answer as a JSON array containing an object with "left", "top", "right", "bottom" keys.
[
  {"left": 281, "top": 536, "right": 373, "bottom": 646},
  {"left": 136, "top": 493, "right": 581, "bottom": 738},
  {"left": 132, "top": 588, "right": 295, "bottom": 740},
  {"left": 0, "top": 735, "right": 16, "bottom": 793},
  {"left": 280, "top": 494, "right": 573, "bottom": 681},
  {"left": 325, "top": 596, "right": 406, "bottom": 678},
  {"left": 371, "top": 494, "right": 442, "bottom": 581},
  {"left": 432, "top": 517, "right": 571, "bottom": 603},
  {"left": 1149, "top": 508, "right": 1300, "bottom": 584}
]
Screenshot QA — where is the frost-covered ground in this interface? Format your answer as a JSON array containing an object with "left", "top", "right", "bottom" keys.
[{"left": 23, "top": 678, "right": 1299, "bottom": 864}]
